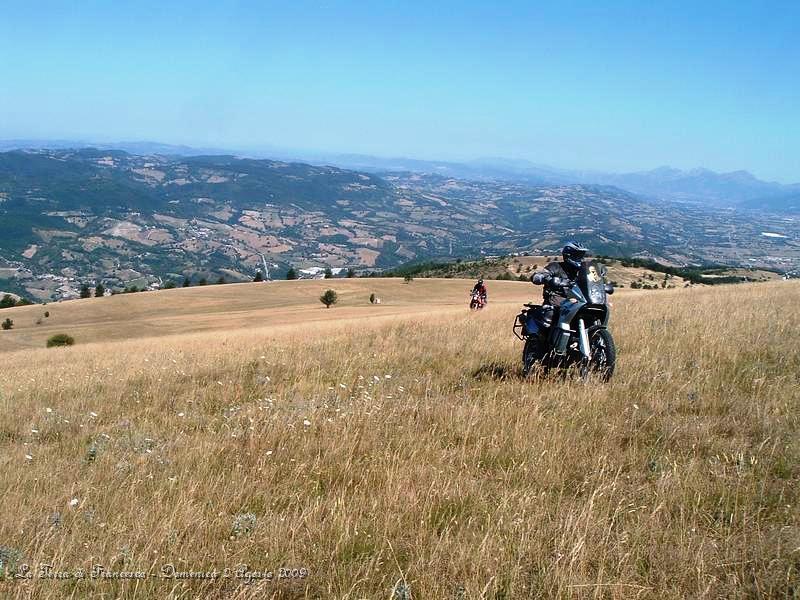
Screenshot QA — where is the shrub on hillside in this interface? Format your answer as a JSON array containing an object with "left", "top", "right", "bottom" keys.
[
  {"left": 320, "top": 289, "right": 338, "bottom": 308},
  {"left": 46, "top": 333, "right": 75, "bottom": 348},
  {"left": 1, "top": 294, "right": 33, "bottom": 309},
  {"left": 1, "top": 318, "right": 13, "bottom": 330}
]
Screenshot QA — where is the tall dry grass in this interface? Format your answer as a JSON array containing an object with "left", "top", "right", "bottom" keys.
[{"left": 0, "top": 282, "right": 798, "bottom": 599}]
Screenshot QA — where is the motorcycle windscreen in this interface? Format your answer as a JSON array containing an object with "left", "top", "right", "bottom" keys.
[{"left": 579, "top": 261, "right": 607, "bottom": 304}]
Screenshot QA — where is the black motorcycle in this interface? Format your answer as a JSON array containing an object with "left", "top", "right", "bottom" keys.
[{"left": 513, "top": 261, "right": 617, "bottom": 380}]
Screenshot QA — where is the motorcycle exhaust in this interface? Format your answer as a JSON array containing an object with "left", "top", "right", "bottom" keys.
[{"left": 577, "top": 319, "right": 592, "bottom": 360}]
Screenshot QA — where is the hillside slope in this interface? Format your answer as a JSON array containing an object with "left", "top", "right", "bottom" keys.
[
  {"left": 1, "top": 281, "right": 798, "bottom": 598},
  {"left": 2, "top": 149, "right": 799, "bottom": 301},
  {"left": 0, "top": 278, "right": 534, "bottom": 352}
]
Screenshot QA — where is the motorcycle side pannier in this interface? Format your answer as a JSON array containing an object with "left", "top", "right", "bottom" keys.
[
  {"left": 532, "top": 305, "right": 554, "bottom": 328},
  {"left": 523, "top": 305, "right": 553, "bottom": 336}
]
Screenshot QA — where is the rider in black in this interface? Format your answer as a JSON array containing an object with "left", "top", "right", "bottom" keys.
[{"left": 531, "top": 242, "right": 588, "bottom": 306}]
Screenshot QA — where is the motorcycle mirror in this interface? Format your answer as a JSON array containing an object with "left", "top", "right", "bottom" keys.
[{"left": 604, "top": 284, "right": 615, "bottom": 295}]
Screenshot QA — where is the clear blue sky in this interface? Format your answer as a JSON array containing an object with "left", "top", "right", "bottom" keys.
[{"left": 1, "top": 1, "right": 798, "bottom": 182}]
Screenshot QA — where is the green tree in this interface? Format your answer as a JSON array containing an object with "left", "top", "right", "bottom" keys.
[
  {"left": 253, "top": 271, "right": 264, "bottom": 282},
  {"left": 286, "top": 267, "right": 298, "bottom": 280},
  {"left": 80, "top": 284, "right": 91, "bottom": 299},
  {"left": 163, "top": 280, "right": 177, "bottom": 289},
  {"left": 95, "top": 283, "right": 105, "bottom": 297},
  {"left": 0, "top": 294, "right": 15, "bottom": 309},
  {"left": 198, "top": 277, "right": 208, "bottom": 286},
  {"left": 182, "top": 276, "right": 191, "bottom": 288},
  {"left": 217, "top": 276, "right": 226, "bottom": 285},
  {"left": 404, "top": 275, "right": 413, "bottom": 284},
  {"left": 1, "top": 318, "right": 13, "bottom": 330},
  {"left": 346, "top": 268, "right": 356, "bottom": 278},
  {"left": 324, "top": 267, "right": 333, "bottom": 279},
  {"left": 319, "top": 289, "right": 338, "bottom": 308}
]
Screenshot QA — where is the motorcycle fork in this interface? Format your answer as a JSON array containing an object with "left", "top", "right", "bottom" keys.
[{"left": 577, "top": 318, "right": 592, "bottom": 360}]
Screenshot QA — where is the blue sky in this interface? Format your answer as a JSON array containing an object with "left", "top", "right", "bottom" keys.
[{"left": 1, "top": 1, "right": 798, "bottom": 182}]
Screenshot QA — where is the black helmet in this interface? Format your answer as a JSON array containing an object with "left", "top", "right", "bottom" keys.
[
  {"left": 477, "top": 278, "right": 484, "bottom": 286},
  {"left": 562, "top": 241, "right": 588, "bottom": 270}
]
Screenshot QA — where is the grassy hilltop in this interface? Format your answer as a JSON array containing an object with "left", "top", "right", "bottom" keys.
[{"left": 0, "top": 279, "right": 798, "bottom": 598}]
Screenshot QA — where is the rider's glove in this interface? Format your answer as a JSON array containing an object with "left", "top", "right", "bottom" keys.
[{"left": 531, "top": 272, "right": 551, "bottom": 285}]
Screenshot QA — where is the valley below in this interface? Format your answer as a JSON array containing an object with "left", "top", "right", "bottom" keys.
[{"left": 2, "top": 149, "right": 799, "bottom": 302}]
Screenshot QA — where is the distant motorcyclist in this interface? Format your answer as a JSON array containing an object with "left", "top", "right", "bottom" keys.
[
  {"left": 471, "top": 278, "right": 488, "bottom": 303},
  {"left": 531, "top": 242, "right": 588, "bottom": 306}
]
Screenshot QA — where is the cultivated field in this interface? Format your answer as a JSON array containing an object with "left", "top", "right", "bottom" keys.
[{"left": 0, "top": 279, "right": 798, "bottom": 599}]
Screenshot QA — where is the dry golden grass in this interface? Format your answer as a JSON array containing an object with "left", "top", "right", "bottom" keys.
[
  {"left": 0, "top": 280, "right": 799, "bottom": 599},
  {"left": 0, "top": 278, "right": 533, "bottom": 352}
]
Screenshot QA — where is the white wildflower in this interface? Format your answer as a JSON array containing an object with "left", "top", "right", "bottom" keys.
[
  {"left": 45, "top": 407, "right": 53, "bottom": 413},
  {"left": 69, "top": 498, "right": 79, "bottom": 507},
  {"left": 25, "top": 454, "right": 33, "bottom": 461},
  {"left": 303, "top": 419, "right": 311, "bottom": 427}
]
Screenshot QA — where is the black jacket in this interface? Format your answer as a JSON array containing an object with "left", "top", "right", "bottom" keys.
[{"left": 531, "top": 261, "right": 577, "bottom": 305}]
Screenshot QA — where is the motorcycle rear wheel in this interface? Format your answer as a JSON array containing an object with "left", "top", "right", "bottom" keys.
[{"left": 522, "top": 335, "right": 549, "bottom": 377}]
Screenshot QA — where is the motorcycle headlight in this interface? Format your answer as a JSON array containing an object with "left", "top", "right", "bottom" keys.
[{"left": 589, "top": 287, "right": 605, "bottom": 303}]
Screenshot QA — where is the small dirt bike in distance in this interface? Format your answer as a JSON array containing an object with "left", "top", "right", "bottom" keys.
[
  {"left": 513, "top": 260, "right": 616, "bottom": 380},
  {"left": 469, "top": 290, "right": 487, "bottom": 310}
]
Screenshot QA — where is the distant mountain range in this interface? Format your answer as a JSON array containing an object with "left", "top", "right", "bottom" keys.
[
  {"left": 313, "top": 154, "right": 800, "bottom": 211},
  {"left": 2, "top": 139, "right": 797, "bottom": 211},
  {"left": 1, "top": 147, "right": 798, "bottom": 301}
]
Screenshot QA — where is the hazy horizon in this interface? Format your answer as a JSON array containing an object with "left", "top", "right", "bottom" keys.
[{"left": 1, "top": 1, "right": 797, "bottom": 183}]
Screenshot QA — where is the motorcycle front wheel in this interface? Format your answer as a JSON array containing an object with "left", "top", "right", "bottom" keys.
[{"left": 580, "top": 328, "right": 616, "bottom": 381}]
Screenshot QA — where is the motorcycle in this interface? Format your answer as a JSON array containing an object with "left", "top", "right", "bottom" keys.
[
  {"left": 513, "top": 261, "right": 616, "bottom": 380},
  {"left": 469, "top": 290, "right": 487, "bottom": 310}
]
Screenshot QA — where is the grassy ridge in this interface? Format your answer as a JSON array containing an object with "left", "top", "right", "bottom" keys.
[{"left": 0, "top": 281, "right": 798, "bottom": 598}]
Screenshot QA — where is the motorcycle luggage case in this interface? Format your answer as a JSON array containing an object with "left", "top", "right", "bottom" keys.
[
  {"left": 522, "top": 305, "right": 553, "bottom": 336},
  {"left": 531, "top": 305, "right": 554, "bottom": 328}
]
